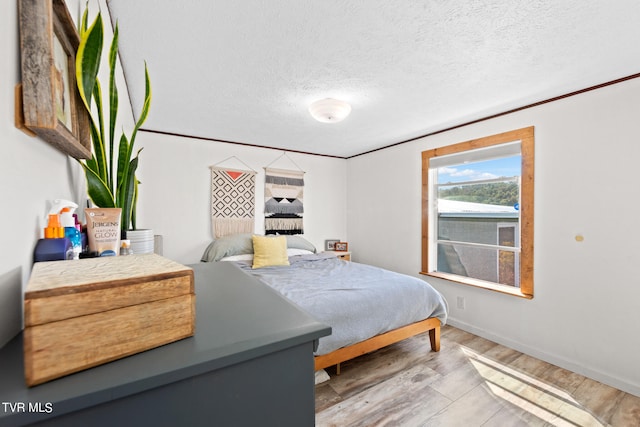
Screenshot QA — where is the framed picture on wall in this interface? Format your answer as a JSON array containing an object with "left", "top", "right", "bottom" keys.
[
  {"left": 325, "top": 239, "right": 339, "bottom": 251},
  {"left": 334, "top": 242, "right": 348, "bottom": 252},
  {"left": 18, "top": 0, "right": 91, "bottom": 159}
]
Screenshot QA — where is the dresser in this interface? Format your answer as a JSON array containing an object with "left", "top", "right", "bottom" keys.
[{"left": 0, "top": 261, "right": 330, "bottom": 426}]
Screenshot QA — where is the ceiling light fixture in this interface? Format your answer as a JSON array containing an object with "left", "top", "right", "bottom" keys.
[{"left": 308, "top": 98, "right": 351, "bottom": 123}]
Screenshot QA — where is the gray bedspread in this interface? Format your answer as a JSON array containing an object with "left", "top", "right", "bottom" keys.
[{"left": 231, "top": 253, "right": 449, "bottom": 355}]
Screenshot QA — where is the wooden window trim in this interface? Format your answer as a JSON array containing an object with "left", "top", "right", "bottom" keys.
[{"left": 420, "top": 126, "right": 534, "bottom": 298}]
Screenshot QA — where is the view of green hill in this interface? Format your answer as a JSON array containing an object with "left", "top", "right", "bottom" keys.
[{"left": 439, "top": 182, "right": 518, "bottom": 206}]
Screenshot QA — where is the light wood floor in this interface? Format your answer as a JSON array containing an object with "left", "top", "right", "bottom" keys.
[{"left": 315, "top": 325, "right": 640, "bottom": 426}]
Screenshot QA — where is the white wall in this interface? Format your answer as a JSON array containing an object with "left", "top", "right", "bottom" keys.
[
  {"left": 135, "top": 131, "right": 348, "bottom": 264},
  {"left": 0, "top": 0, "right": 85, "bottom": 346},
  {"left": 0, "top": 0, "right": 131, "bottom": 347},
  {"left": 347, "top": 77, "right": 640, "bottom": 396}
]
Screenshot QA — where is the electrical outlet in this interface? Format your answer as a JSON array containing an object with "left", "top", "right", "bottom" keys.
[{"left": 456, "top": 296, "right": 465, "bottom": 310}]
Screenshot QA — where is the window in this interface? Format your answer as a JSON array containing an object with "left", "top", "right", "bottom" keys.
[{"left": 421, "top": 127, "right": 534, "bottom": 298}]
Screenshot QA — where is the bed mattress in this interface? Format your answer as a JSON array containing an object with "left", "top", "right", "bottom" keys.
[{"left": 231, "top": 253, "right": 448, "bottom": 355}]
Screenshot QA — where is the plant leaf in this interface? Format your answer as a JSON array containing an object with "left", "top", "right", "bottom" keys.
[
  {"left": 137, "top": 63, "right": 152, "bottom": 127},
  {"left": 127, "top": 63, "right": 152, "bottom": 162},
  {"left": 76, "top": 12, "right": 103, "bottom": 112},
  {"left": 119, "top": 155, "right": 139, "bottom": 231},
  {"left": 131, "top": 178, "right": 138, "bottom": 230},
  {"left": 77, "top": 8, "right": 109, "bottom": 191},
  {"left": 116, "top": 133, "right": 130, "bottom": 206},
  {"left": 85, "top": 156, "right": 98, "bottom": 174},
  {"left": 80, "top": 163, "right": 115, "bottom": 208},
  {"left": 78, "top": 3, "right": 88, "bottom": 36},
  {"left": 92, "top": 80, "right": 108, "bottom": 183},
  {"left": 108, "top": 23, "right": 119, "bottom": 191}
]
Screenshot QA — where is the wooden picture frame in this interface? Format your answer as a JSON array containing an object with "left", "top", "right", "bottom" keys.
[
  {"left": 18, "top": 0, "right": 91, "bottom": 159},
  {"left": 334, "top": 242, "right": 348, "bottom": 252},
  {"left": 324, "top": 239, "right": 339, "bottom": 251}
]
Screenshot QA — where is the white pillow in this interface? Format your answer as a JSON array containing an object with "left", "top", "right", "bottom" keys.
[
  {"left": 219, "top": 254, "right": 254, "bottom": 262},
  {"left": 219, "top": 248, "right": 313, "bottom": 262},
  {"left": 286, "top": 248, "right": 314, "bottom": 256}
]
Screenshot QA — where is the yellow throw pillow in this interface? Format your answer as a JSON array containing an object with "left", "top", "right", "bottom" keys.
[{"left": 252, "top": 235, "right": 290, "bottom": 269}]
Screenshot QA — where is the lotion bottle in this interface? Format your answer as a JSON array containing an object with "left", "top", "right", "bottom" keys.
[
  {"left": 49, "top": 199, "right": 82, "bottom": 260},
  {"left": 60, "top": 208, "right": 82, "bottom": 259}
]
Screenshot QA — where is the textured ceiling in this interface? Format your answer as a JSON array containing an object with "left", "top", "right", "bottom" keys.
[{"left": 107, "top": 0, "right": 640, "bottom": 158}]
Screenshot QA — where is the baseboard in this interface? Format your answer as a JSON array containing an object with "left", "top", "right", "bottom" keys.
[{"left": 447, "top": 317, "right": 640, "bottom": 398}]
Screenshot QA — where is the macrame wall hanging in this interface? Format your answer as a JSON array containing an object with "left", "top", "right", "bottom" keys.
[
  {"left": 210, "top": 157, "right": 256, "bottom": 238},
  {"left": 264, "top": 153, "right": 305, "bottom": 235}
]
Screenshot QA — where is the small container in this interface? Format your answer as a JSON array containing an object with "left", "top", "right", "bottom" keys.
[
  {"left": 120, "top": 239, "right": 133, "bottom": 256},
  {"left": 85, "top": 208, "right": 121, "bottom": 256},
  {"left": 34, "top": 238, "right": 73, "bottom": 262},
  {"left": 60, "top": 208, "right": 82, "bottom": 259}
]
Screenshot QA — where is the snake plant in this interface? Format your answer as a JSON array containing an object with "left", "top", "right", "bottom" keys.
[{"left": 75, "top": 6, "right": 151, "bottom": 231}]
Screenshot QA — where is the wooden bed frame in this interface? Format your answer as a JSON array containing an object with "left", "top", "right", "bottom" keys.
[{"left": 314, "top": 317, "right": 441, "bottom": 372}]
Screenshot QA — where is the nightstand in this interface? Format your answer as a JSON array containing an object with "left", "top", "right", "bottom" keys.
[{"left": 326, "top": 251, "right": 351, "bottom": 261}]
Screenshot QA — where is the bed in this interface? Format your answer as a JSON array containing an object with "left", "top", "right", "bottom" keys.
[{"left": 201, "top": 234, "right": 449, "bottom": 372}]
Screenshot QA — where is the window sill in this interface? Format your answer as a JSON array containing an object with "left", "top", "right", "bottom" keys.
[{"left": 419, "top": 271, "right": 533, "bottom": 299}]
